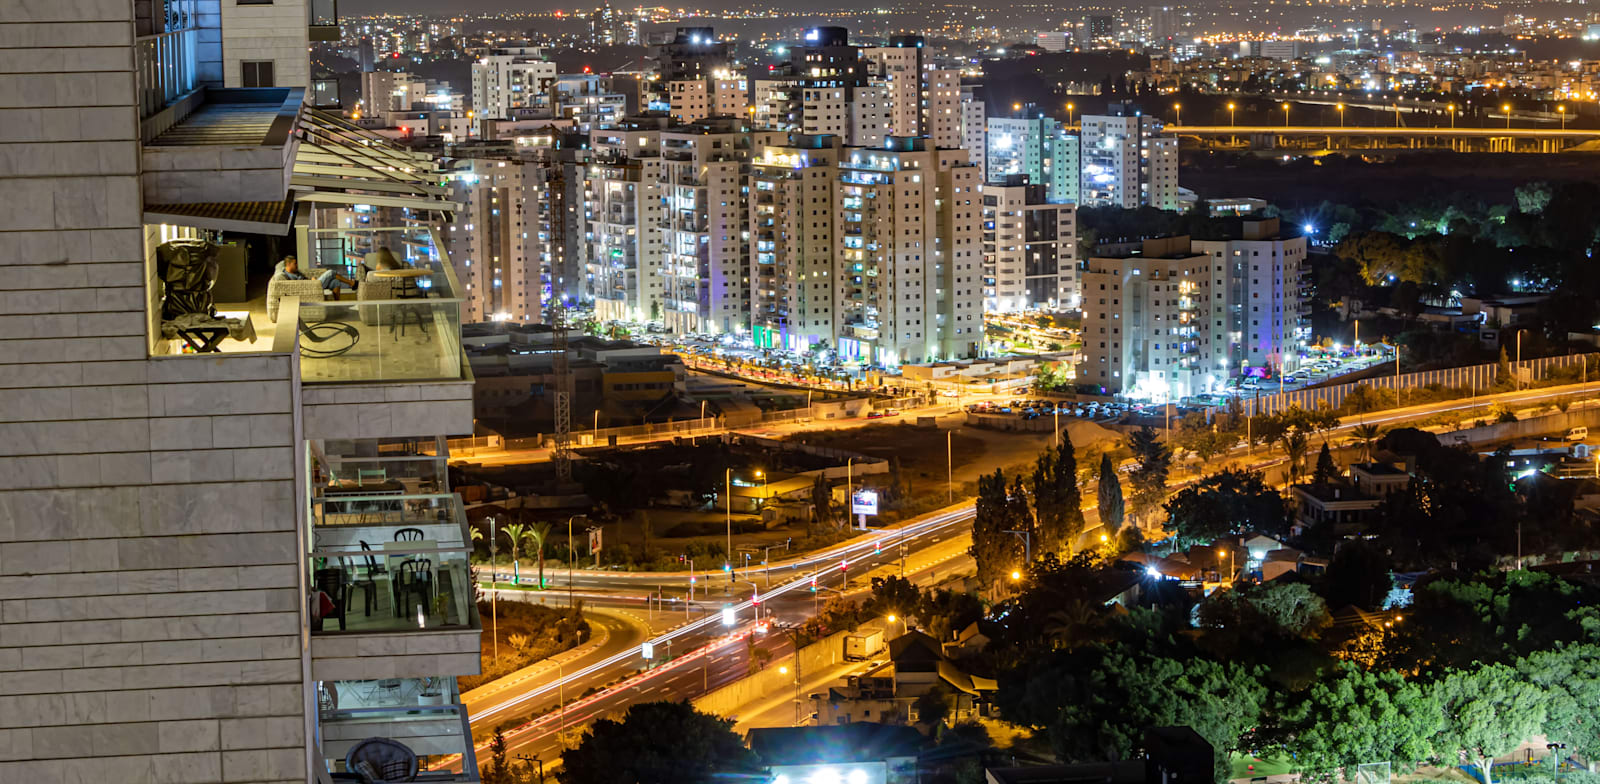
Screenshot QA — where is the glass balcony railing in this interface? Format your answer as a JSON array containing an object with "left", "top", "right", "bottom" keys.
[
  {"left": 136, "top": 27, "right": 198, "bottom": 119},
  {"left": 310, "top": 0, "right": 338, "bottom": 27},
  {"left": 292, "top": 226, "right": 467, "bottom": 384},
  {"left": 296, "top": 299, "right": 464, "bottom": 384},
  {"left": 308, "top": 493, "right": 475, "bottom": 634},
  {"left": 319, "top": 454, "right": 449, "bottom": 496},
  {"left": 317, "top": 703, "right": 478, "bottom": 783}
]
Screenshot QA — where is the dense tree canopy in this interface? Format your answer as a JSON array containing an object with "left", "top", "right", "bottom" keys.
[
  {"left": 559, "top": 701, "right": 761, "bottom": 784},
  {"left": 1161, "top": 468, "right": 1288, "bottom": 545}
]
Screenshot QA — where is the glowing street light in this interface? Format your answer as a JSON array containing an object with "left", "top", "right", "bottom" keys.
[
  {"left": 1558, "top": 104, "right": 1568, "bottom": 130},
  {"left": 1172, "top": 101, "right": 1182, "bottom": 125},
  {"left": 1227, "top": 101, "right": 1236, "bottom": 127},
  {"left": 1282, "top": 102, "right": 1291, "bottom": 127},
  {"left": 1010, "top": 570, "right": 1022, "bottom": 581},
  {"left": 1502, "top": 103, "right": 1512, "bottom": 129},
  {"left": 1447, "top": 103, "right": 1456, "bottom": 129},
  {"left": 1066, "top": 101, "right": 1076, "bottom": 126},
  {"left": 1336, "top": 102, "right": 1345, "bottom": 128}
]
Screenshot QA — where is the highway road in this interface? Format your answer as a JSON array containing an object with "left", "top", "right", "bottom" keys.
[
  {"left": 1168, "top": 124, "right": 1600, "bottom": 138},
  {"left": 451, "top": 528, "right": 977, "bottom": 771},
  {"left": 445, "top": 377, "right": 1600, "bottom": 774}
]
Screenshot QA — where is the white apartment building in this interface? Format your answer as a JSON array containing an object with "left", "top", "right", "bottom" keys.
[
  {"left": 586, "top": 118, "right": 669, "bottom": 323},
  {"left": 924, "top": 69, "right": 966, "bottom": 150},
  {"left": 1079, "top": 104, "right": 1180, "bottom": 210},
  {"left": 751, "top": 134, "right": 845, "bottom": 352},
  {"left": 837, "top": 139, "right": 984, "bottom": 364},
  {"left": 751, "top": 134, "right": 983, "bottom": 363},
  {"left": 960, "top": 84, "right": 987, "bottom": 173},
  {"left": 444, "top": 155, "right": 551, "bottom": 323},
  {"left": 860, "top": 38, "right": 924, "bottom": 136},
  {"left": 982, "top": 179, "right": 1080, "bottom": 313},
  {"left": 850, "top": 84, "right": 892, "bottom": 147},
  {"left": 659, "top": 118, "right": 751, "bottom": 335},
  {"left": 3, "top": 1, "right": 482, "bottom": 783},
  {"left": 1081, "top": 236, "right": 1212, "bottom": 398},
  {"left": 1191, "top": 218, "right": 1310, "bottom": 374},
  {"left": 471, "top": 49, "right": 557, "bottom": 120},
  {"left": 986, "top": 114, "right": 1078, "bottom": 204},
  {"left": 1080, "top": 220, "right": 1307, "bottom": 397}
]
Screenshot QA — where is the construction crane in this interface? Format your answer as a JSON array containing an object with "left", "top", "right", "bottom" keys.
[{"left": 550, "top": 303, "right": 573, "bottom": 482}]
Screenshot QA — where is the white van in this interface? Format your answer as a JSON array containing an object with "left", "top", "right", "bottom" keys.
[{"left": 1566, "top": 427, "right": 1588, "bottom": 442}]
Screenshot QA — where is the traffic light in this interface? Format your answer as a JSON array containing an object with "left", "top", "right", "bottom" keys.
[
  {"left": 874, "top": 544, "right": 881, "bottom": 555},
  {"left": 840, "top": 560, "right": 848, "bottom": 571},
  {"left": 723, "top": 563, "right": 731, "bottom": 572},
  {"left": 809, "top": 576, "right": 817, "bottom": 592}
]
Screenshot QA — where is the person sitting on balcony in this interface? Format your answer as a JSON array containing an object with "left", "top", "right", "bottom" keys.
[{"left": 274, "top": 254, "right": 358, "bottom": 293}]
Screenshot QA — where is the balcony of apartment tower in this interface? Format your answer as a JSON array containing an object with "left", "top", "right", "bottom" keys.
[
  {"left": 305, "top": 445, "right": 482, "bottom": 783},
  {"left": 144, "top": 106, "right": 472, "bottom": 392}
]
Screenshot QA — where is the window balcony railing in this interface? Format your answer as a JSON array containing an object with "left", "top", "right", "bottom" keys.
[{"left": 136, "top": 27, "right": 199, "bottom": 119}]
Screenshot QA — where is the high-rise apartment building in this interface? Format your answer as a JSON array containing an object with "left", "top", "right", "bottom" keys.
[
  {"left": 441, "top": 143, "right": 585, "bottom": 324},
  {"left": 985, "top": 113, "right": 1080, "bottom": 205},
  {"left": 659, "top": 118, "right": 752, "bottom": 335},
  {"left": 1081, "top": 237, "right": 1211, "bottom": 397},
  {"left": 750, "top": 135, "right": 983, "bottom": 363},
  {"left": 1080, "top": 219, "right": 1307, "bottom": 397},
  {"left": 1191, "top": 219, "right": 1310, "bottom": 375},
  {"left": 838, "top": 139, "right": 984, "bottom": 364},
  {"left": 751, "top": 134, "right": 846, "bottom": 351},
  {"left": 3, "top": 2, "right": 482, "bottom": 784},
  {"left": 586, "top": 117, "right": 670, "bottom": 323},
  {"left": 471, "top": 48, "right": 557, "bottom": 120},
  {"left": 960, "top": 85, "right": 987, "bottom": 172},
  {"left": 1079, "top": 103, "right": 1180, "bottom": 210},
  {"left": 861, "top": 37, "right": 925, "bottom": 137},
  {"left": 982, "top": 178, "right": 1080, "bottom": 313}
]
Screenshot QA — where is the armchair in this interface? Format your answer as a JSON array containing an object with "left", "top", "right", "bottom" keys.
[{"left": 268, "top": 277, "right": 326, "bottom": 323}]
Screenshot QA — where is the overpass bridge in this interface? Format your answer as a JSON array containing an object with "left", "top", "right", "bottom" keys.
[{"left": 1169, "top": 124, "right": 1600, "bottom": 153}]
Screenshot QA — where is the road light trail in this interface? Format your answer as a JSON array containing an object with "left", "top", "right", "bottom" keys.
[{"left": 470, "top": 505, "right": 977, "bottom": 724}]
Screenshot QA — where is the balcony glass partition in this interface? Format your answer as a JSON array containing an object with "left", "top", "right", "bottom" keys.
[
  {"left": 297, "top": 298, "right": 464, "bottom": 384},
  {"left": 317, "top": 703, "right": 478, "bottom": 783},
  {"left": 136, "top": 27, "right": 199, "bottom": 119},
  {"left": 319, "top": 454, "right": 449, "bottom": 496},
  {"left": 309, "top": 0, "right": 338, "bottom": 27},
  {"left": 309, "top": 493, "right": 475, "bottom": 634}
]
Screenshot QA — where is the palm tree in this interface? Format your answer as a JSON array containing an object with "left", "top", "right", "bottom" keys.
[
  {"left": 1044, "top": 600, "right": 1105, "bottom": 650},
  {"left": 524, "top": 522, "right": 552, "bottom": 589},
  {"left": 1284, "top": 430, "right": 1309, "bottom": 488},
  {"left": 500, "top": 523, "right": 528, "bottom": 580},
  {"left": 1352, "top": 423, "right": 1382, "bottom": 462}
]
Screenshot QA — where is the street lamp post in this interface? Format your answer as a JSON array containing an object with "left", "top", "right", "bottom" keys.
[
  {"left": 1004, "top": 529, "right": 1032, "bottom": 564},
  {"left": 1066, "top": 102, "right": 1075, "bottom": 127},
  {"left": 1228, "top": 101, "right": 1236, "bottom": 127},
  {"left": 1517, "top": 329, "right": 1526, "bottom": 390},
  {"left": 725, "top": 467, "right": 733, "bottom": 580},
  {"left": 488, "top": 515, "right": 498, "bottom": 663},
  {"left": 1559, "top": 104, "right": 1568, "bottom": 130},
  {"left": 566, "top": 514, "right": 586, "bottom": 608},
  {"left": 1282, "top": 102, "right": 1291, "bottom": 127},
  {"left": 1447, "top": 103, "right": 1456, "bottom": 129},
  {"left": 1336, "top": 103, "right": 1345, "bottom": 128},
  {"left": 934, "top": 428, "right": 947, "bottom": 502},
  {"left": 1503, "top": 103, "right": 1512, "bottom": 130},
  {"left": 1173, "top": 102, "right": 1181, "bottom": 125}
]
